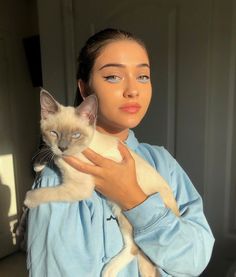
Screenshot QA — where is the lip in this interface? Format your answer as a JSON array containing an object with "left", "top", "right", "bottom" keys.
[{"left": 119, "top": 103, "right": 141, "bottom": 114}]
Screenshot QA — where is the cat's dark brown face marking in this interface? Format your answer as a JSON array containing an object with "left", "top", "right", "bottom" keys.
[{"left": 42, "top": 124, "right": 87, "bottom": 155}]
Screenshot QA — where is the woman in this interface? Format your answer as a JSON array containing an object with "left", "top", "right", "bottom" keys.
[{"left": 27, "top": 28, "right": 214, "bottom": 277}]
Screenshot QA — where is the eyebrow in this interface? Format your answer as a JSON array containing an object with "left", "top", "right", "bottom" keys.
[{"left": 98, "top": 63, "right": 150, "bottom": 70}]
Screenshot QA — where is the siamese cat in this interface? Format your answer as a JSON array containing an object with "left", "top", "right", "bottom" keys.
[{"left": 24, "top": 89, "right": 179, "bottom": 277}]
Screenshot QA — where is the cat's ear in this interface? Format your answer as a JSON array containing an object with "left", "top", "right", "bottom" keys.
[
  {"left": 75, "top": 94, "right": 98, "bottom": 125},
  {"left": 40, "top": 89, "right": 60, "bottom": 119}
]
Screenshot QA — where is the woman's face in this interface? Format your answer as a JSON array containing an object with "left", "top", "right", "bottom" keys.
[{"left": 82, "top": 40, "right": 152, "bottom": 137}]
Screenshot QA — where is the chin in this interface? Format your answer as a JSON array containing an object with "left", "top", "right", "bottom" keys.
[
  {"left": 123, "top": 121, "right": 141, "bottom": 129},
  {"left": 126, "top": 116, "right": 143, "bottom": 126}
]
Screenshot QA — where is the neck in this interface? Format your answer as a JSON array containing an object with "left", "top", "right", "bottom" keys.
[{"left": 95, "top": 125, "right": 129, "bottom": 141}]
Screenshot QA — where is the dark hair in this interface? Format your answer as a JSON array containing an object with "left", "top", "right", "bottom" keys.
[{"left": 74, "top": 28, "right": 147, "bottom": 106}]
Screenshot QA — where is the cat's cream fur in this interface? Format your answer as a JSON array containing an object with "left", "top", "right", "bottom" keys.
[{"left": 24, "top": 90, "right": 179, "bottom": 277}]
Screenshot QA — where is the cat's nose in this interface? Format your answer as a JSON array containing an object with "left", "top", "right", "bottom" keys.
[{"left": 58, "top": 146, "right": 68, "bottom": 152}]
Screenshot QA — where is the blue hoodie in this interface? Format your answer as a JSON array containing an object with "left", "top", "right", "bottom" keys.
[{"left": 27, "top": 130, "right": 214, "bottom": 277}]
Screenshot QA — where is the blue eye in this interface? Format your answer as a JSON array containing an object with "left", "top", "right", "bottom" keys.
[
  {"left": 50, "top": 130, "right": 58, "bottom": 137},
  {"left": 138, "top": 75, "right": 150, "bottom": 83},
  {"left": 72, "top": 132, "right": 81, "bottom": 139},
  {"left": 103, "top": 75, "right": 122, "bottom": 83}
]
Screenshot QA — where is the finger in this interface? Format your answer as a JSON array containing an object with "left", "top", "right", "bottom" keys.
[
  {"left": 118, "top": 142, "right": 133, "bottom": 162},
  {"left": 83, "top": 148, "right": 113, "bottom": 166},
  {"left": 63, "top": 155, "right": 100, "bottom": 175}
]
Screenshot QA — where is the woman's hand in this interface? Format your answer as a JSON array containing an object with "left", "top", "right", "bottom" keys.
[{"left": 63, "top": 142, "right": 147, "bottom": 210}]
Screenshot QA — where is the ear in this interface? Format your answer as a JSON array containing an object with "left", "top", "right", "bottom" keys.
[
  {"left": 75, "top": 94, "right": 98, "bottom": 125},
  {"left": 40, "top": 89, "right": 60, "bottom": 119},
  {"left": 78, "top": 79, "right": 86, "bottom": 99}
]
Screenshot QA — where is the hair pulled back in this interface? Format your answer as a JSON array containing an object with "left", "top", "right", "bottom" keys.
[{"left": 74, "top": 28, "right": 147, "bottom": 106}]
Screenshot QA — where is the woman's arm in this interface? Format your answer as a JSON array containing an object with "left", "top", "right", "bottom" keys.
[
  {"left": 63, "top": 144, "right": 214, "bottom": 276},
  {"left": 124, "top": 184, "right": 214, "bottom": 276},
  {"left": 125, "top": 146, "right": 215, "bottom": 276}
]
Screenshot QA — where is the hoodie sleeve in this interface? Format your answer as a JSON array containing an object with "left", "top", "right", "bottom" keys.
[{"left": 123, "top": 147, "right": 215, "bottom": 277}]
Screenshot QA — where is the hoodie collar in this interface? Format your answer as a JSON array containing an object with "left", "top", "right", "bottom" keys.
[{"left": 124, "top": 129, "right": 139, "bottom": 151}]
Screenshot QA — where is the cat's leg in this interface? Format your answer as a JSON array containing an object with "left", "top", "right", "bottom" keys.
[
  {"left": 137, "top": 251, "right": 160, "bottom": 277},
  {"left": 102, "top": 207, "right": 137, "bottom": 277},
  {"left": 24, "top": 182, "right": 94, "bottom": 208}
]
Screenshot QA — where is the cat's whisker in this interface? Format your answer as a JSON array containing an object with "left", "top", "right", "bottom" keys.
[
  {"left": 41, "top": 151, "right": 53, "bottom": 163},
  {"left": 36, "top": 150, "right": 53, "bottom": 165},
  {"left": 32, "top": 147, "right": 51, "bottom": 160},
  {"left": 48, "top": 154, "right": 55, "bottom": 168}
]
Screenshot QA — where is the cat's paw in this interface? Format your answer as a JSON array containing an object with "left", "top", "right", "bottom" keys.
[
  {"left": 102, "top": 264, "right": 119, "bottom": 277},
  {"left": 34, "top": 164, "right": 46, "bottom": 172},
  {"left": 24, "top": 191, "right": 39, "bottom": 208}
]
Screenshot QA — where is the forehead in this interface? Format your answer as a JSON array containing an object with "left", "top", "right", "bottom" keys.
[{"left": 94, "top": 40, "right": 149, "bottom": 68}]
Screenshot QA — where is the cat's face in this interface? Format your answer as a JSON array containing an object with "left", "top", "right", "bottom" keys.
[{"left": 40, "top": 90, "right": 97, "bottom": 157}]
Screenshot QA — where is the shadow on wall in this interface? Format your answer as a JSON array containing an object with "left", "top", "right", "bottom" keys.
[{"left": 0, "top": 175, "right": 14, "bottom": 257}]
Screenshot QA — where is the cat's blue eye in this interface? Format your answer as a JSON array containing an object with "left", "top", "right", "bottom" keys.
[
  {"left": 103, "top": 75, "right": 122, "bottom": 83},
  {"left": 50, "top": 130, "right": 58, "bottom": 137},
  {"left": 72, "top": 132, "right": 81, "bottom": 139},
  {"left": 137, "top": 75, "right": 150, "bottom": 83}
]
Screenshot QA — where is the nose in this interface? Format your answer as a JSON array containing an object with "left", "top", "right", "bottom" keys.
[
  {"left": 58, "top": 146, "right": 68, "bottom": 152},
  {"left": 123, "top": 78, "right": 139, "bottom": 98}
]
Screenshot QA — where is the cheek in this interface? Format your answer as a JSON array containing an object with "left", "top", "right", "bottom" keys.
[
  {"left": 140, "top": 90, "right": 152, "bottom": 110},
  {"left": 146, "top": 92, "right": 152, "bottom": 108},
  {"left": 146, "top": 85, "right": 152, "bottom": 101},
  {"left": 97, "top": 99, "right": 119, "bottom": 119}
]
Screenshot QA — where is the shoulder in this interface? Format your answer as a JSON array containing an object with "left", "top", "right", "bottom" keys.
[
  {"left": 126, "top": 130, "right": 175, "bottom": 169},
  {"left": 135, "top": 143, "right": 176, "bottom": 173}
]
